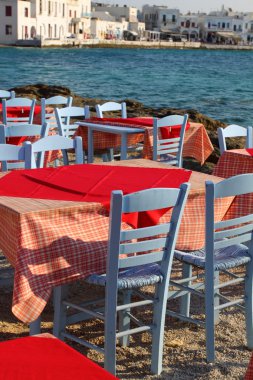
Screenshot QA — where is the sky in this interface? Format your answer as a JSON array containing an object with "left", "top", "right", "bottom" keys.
[{"left": 104, "top": 0, "right": 253, "bottom": 14}]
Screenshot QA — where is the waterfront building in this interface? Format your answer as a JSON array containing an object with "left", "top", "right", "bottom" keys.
[
  {"left": 0, "top": 0, "right": 91, "bottom": 45},
  {"left": 91, "top": 3, "right": 145, "bottom": 39},
  {"left": 92, "top": 3, "right": 138, "bottom": 22},
  {"left": 179, "top": 14, "right": 200, "bottom": 41}
]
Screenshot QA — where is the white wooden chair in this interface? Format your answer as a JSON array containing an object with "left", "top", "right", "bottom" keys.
[
  {"left": 96, "top": 101, "right": 127, "bottom": 119},
  {"left": 0, "top": 123, "right": 44, "bottom": 171},
  {"left": 41, "top": 95, "right": 73, "bottom": 134},
  {"left": 25, "top": 135, "right": 84, "bottom": 168},
  {"left": 218, "top": 124, "right": 253, "bottom": 155},
  {"left": 2, "top": 97, "right": 36, "bottom": 125},
  {"left": 168, "top": 174, "right": 253, "bottom": 362},
  {"left": 0, "top": 90, "right": 15, "bottom": 100},
  {"left": 153, "top": 114, "right": 188, "bottom": 168},
  {"left": 53, "top": 184, "right": 190, "bottom": 376}
]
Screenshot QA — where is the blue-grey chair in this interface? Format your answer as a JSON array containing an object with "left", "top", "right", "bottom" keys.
[
  {"left": 55, "top": 106, "right": 89, "bottom": 138},
  {"left": 0, "top": 123, "right": 44, "bottom": 171},
  {"left": 153, "top": 114, "right": 188, "bottom": 168},
  {"left": 41, "top": 95, "right": 73, "bottom": 134},
  {"left": 2, "top": 97, "right": 36, "bottom": 125},
  {"left": 53, "top": 183, "right": 190, "bottom": 376},
  {"left": 96, "top": 101, "right": 127, "bottom": 119},
  {"left": 0, "top": 143, "right": 28, "bottom": 171},
  {"left": 168, "top": 173, "right": 253, "bottom": 362},
  {"left": 96, "top": 101, "right": 129, "bottom": 161},
  {"left": 25, "top": 135, "right": 84, "bottom": 168},
  {"left": 0, "top": 90, "right": 15, "bottom": 100},
  {"left": 218, "top": 124, "right": 253, "bottom": 155}
]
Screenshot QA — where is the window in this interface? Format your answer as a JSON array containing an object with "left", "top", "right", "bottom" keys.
[
  {"left": 5, "top": 6, "right": 12, "bottom": 16},
  {"left": 39, "top": 0, "right": 42, "bottom": 13},
  {"left": 62, "top": 4, "right": 65, "bottom": 17},
  {"left": 245, "top": 23, "right": 248, "bottom": 29},
  {"left": 172, "top": 15, "right": 176, "bottom": 22},
  {"left": 181, "top": 21, "right": 184, "bottom": 27},
  {"left": 162, "top": 14, "right": 166, "bottom": 22},
  {"left": 74, "top": 10, "right": 76, "bottom": 18},
  {"left": 192, "top": 22, "right": 195, "bottom": 27},
  {"left": 186, "top": 20, "right": 190, "bottom": 28},
  {"left": 218, "top": 22, "right": 220, "bottom": 28},
  {"left": 25, "top": 8, "right": 28, "bottom": 17},
  {"left": 227, "top": 23, "right": 230, "bottom": 28},
  {"left": 234, "top": 25, "right": 236, "bottom": 31},
  {"left": 69, "top": 10, "right": 72, "bottom": 17},
  {"left": 48, "top": 1, "right": 51, "bottom": 15},
  {"left": 5, "top": 25, "right": 12, "bottom": 35},
  {"left": 222, "top": 22, "right": 225, "bottom": 28}
]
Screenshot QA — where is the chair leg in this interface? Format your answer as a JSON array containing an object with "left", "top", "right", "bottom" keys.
[
  {"left": 214, "top": 271, "right": 220, "bottom": 324},
  {"left": 180, "top": 263, "right": 192, "bottom": 317},
  {"left": 104, "top": 286, "right": 117, "bottom": 375},
  {"left": 245, "top": 262, "right": 253, "bottom": 349},
  {"left": 53, "top": 285, "right": 68, "bottom": 339},
  {"left": 118, "top": 290, "right": 131, "bottom": 347},
  {"left": 205, "top": 268, "right": 215, "bottom": 363},
  {"left": 29, "top": 316, "right": 41, "bottom": 335},
  {"left": 102, "top": 149, "right": 114, "bottom": 162},
  {"left": 151, "top": 284, "right": 168, "bottom": 375}
]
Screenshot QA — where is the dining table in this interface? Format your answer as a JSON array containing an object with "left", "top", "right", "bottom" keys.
[
  {"left": 76, "top": 117, "right": 214, "bottom": 165},
  {"left": 213, "top": 148, "right": 253, "bottom": 178},
  {"left": 212, "top": 148, "right": 253, "bottom": 221},
  {"left": 0, "top": 333, "right": 118, "bottom": 379},
  {"left": 0, "top": 159, "right": 234, "bottom": 326}
]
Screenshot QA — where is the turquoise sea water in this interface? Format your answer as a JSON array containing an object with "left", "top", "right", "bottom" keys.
[{"left": 1, "top": 47, "right": 253, "bottom": 124}]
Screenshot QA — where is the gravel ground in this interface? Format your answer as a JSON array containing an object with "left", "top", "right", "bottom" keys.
[{"left": 0, "top": 260, "right": 251, "bottom": 380}]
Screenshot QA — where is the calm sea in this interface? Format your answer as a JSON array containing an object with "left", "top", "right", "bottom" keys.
[{"left": 1, "top": 47, "right": 253, "bottom": 125}]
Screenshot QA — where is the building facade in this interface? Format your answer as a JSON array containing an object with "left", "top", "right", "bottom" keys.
[{"left": 0, "top": 0, "right": 91, "bottom": 45}]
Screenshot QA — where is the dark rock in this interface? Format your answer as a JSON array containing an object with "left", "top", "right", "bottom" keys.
[{"left": 10, "top": 83, "right": 245, "bottom": 174}]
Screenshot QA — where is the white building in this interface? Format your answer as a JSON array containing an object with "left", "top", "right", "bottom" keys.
[
  {"left": 90, "top": 4, "right": 144, "bottom": 40},
  {"left": 142, "top": 5, "right": 179, "bottom": 32},
  {"left": 0, "top": 0, "right": 91, "bottom": 45},
  {"left": 179, "top": 14, "right": 200, "bottom": 41},
  {"left": 92, "top": 3, "right": 138, "bottom": 22}
]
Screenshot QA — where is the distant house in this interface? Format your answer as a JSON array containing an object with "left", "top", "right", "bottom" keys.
[{"left": 0, "top": 0, "right": 91, "bottom": 45}]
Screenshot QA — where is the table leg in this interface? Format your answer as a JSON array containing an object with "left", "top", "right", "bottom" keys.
[
  {"left": 121, "top": 134, "right": 128, "bottom": 160},
  {"left": 87, "top": 128, "right": 94, "bottom": 163},
  {"left": 29, "top": 316, "right": 41, "bottom": 335}
]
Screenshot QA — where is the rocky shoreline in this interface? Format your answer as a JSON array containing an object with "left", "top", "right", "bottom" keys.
[{"left": 11, "top": 83, "right": 245, "bottom": 173}]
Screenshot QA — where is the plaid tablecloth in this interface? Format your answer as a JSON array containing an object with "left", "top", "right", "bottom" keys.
[
  {"left": 213, "top": 149, "right": 253, "bottom": 219},
  {"left": 76, "top": 120, "right": 214, "bottom": 165},
  {"left": 0, "top": 160, "right": 232, "bottom": 323}
]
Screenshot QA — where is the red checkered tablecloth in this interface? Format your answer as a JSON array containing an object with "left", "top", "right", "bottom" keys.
[
  {"left": 0, "top": 160, "right": 232, "bottom": 323},
  {"left": 76, "top": 120, "right": 214, "bottom": 165},
  {"left": 213, "top": 149, "right": 253, "bottom": 220}
]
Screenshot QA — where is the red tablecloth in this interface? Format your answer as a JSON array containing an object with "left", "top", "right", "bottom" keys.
[
  {"left": 89, "top": 117, "right": 191, "bottom": 139},
  {"left": 0, "top": 164, "right": 191, "bottom": 228},
  {"left": 76, "top": 118, "right": 214, "bottom": 165},
  {"left": 0, "top": 336, "right": 117, "bottom": 380},
  {"left": 0, "top": 104, "right": 42, "bottom": 145},
  {"left": 246, "top": 149, "right": 253, "bottom": 156},
  {"left": 0, "top": 104, "right": 41, "bottom": 119}
]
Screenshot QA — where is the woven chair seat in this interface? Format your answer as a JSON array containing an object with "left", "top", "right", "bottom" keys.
[
  {"left": 174, "top": 243, "right": 250, "bottom": 271},
  {"left": 86, "top": 263, "right": 163, "bottom": 289}
]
